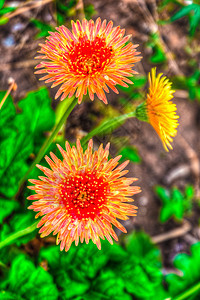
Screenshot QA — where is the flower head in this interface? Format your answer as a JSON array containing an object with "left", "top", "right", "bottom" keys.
[
  {"left": 35, "top": 18, "right": 141, "bottom": 104},
  {"left": 136, "top": 68, "right": 179, "bottom": 151},
  {"left": 28, "top": 140, "right": 140, "bottom": 251}
]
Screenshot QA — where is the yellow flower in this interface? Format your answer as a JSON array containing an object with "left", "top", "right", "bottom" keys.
[
  {"left": 35, "top": 18, "right": 141, "bottom": 104},
  {"left": 28, "top": 139, "right": 140, "bottom": 251},
  {"left": 136, "top": 68, "right": 179, "bottom": 151}
]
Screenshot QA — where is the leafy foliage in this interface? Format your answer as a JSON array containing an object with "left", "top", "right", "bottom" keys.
[
  {"left": 146, "top": 33, "right": 166, "bottom": 64},
  {"left": 166, "top": 242, "right": 200, "bottom": 298},
  {"left": 118, "top": 76, "right": 146, "bottom": 103},
  {"left": 31, "top": 19, "right": 54, "bottom": 39},
  {"left": 0, "top": 199, "right": 19, "bottom": 225},
  {"left": 0, "top": 91, "right": 16, "bottom": 127},
  {"left": 37, "top": 232, "right": 167, "bottom": 300},
  {"left": 118, "top": 146, "right": 141, "bottom": 164},
  {"left": 0, "top": 0, "right": 15, "bottom": 25},
  {"left": 171, "top": 3, "right": 200, "bottom": 36},
  {"left": 0, "top": 254, "right": 58, "bottom": 300},
  {"left": 122, "top": 232, "right": 168, "bottom": 300},
  {"left": 0, "top": 87, "right": 55, "bottom": 266},
  {"left": 2, "top": 225, "right": 200, "bottom": 300},
  {"left": 173, "top": 71, "right": 200, "bottom": 102},
  {"left": 0, "top": 210, "right": 37, "bottom": 248},
  {"left": 155, "top": 185, "right": 194, "bottom": 223},
  {"left": 0, "top": 87, "right": 55, "bottom": 197}
]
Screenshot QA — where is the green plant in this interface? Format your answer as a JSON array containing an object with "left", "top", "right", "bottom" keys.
[
  {"left": 118, "top": 75, "right": 147, "bottom": 104},
  {"left": 171, "top": 3, "right": 200, "bottom": 37},
  {"left": 0, "top": 0, "right": 15, "bottom": 25},
  {"left": 173, "top": 71, "right": 200, "bottom": 102},
  {"left": 0, "top": 254, "right": 59, "bottom": 299},
  {"left": 118, "top": 146, "right": 141, "bottom": 164},
  {"left": 166, "top": 242, "right": 200, "bottom": 299},
  {"left": 146, "top": 33, "right": 167, "bottom": 64},
  {"left": 155, "top": 185, "right": 194, "bottom": 223},
  {"left": 0, "top": 87, "right": 55, "bottom": 198}
]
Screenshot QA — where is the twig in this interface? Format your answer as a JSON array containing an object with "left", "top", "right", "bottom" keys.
[
  {"left": 151, "top": 220, "right": 191, "bottom": 244},
  {"left": 4, "top": 0, "right": 54, "bottom": 21}
]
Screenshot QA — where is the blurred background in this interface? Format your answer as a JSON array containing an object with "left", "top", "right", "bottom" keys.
[{"left": 0, "top": 0, "right": 200, "bottom": 299}]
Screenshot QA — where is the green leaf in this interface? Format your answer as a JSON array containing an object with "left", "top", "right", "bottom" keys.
[
  {"left": 171, "top": 4, "right": 200, "bottom": 36},
  {"left": 190, "top": 6, "right": 200, "bottom": 36},
  {"left": 57, "top": 0, "right": 76, "bottom": 12},
  {"left": 57, "top": 12, "right": 65, "bottom": 25},
  {"left": 117, "top": 76, "right": 146, "bottom": 98},
  {"left": 17, "top": 87, "right": 55, "bottom": 141},
  {"left": 94, "top": 269, "right": 132, "bottom": 300},
  {"left": 0, "top": 224, "right": 11, "bottom": 244},
  {"left": 185, "top": 185, "right": 194, "bottom": 199},
  {"left": 39, "top": 245, "right": 76, "bottom": 271},
  {"left": 0, "top": 6, "right": 16, "bottom": 16},
  {"left": 21, "top": 267, "right": 58, "bottom": 299},
  {"left": 166, "top": 242, "right": 200, "bottom": 297},
  {"left": 72, "top": 242, "right": 109, "bottom": 279},
  {"left": 122, "top": 232, "right": 166, "bottom": 299},
  {"left": 119, "top": 146, "right": 141, "bottom": 164},
  {"left": 156, "top": 186, "right": 193, "bottom": 223},
  {"left": 102, "top": 241, "right": 127, "bottom": 262},
  {"left": 160, "top": 205, "right": 173, "bottom": 223},
  {"left": 154, "top": 186, "right": 170, "bottom": 203},
  {"left": 150, "top": 46, "right": 166, "bottom": 64},
  {"left": 58, "top": 270, "right": 90, "bottom": 299},
  {"left": 0, "top": 211, "right": 37, "bottom": 247},
  {"left": 0, "top": 0, "right": 5, "bottom": 10},
  {"left": 0, "top": 16, "right": 8, "bottom": 25},
  {"left": 0, "top": 128, "right": 33, "bottom": 197},
  {"left": 171, "top": 188, "right": 184, "bottom": 220},
  {"left": 171, "top": 4, "right": 196, "bottom": 21},
  {"left": 0, "top": 91, "right": 16, "bottom": 128},
  {"left": 8, "top": 255, "right": 35, "bottom": 291},
  {"left": 39, "top": 246, "right": 91, "bottom": 298},
  {"left": 0, "top": 254, "right": 58, "bottom": 299},
  {"left": 31, "top": 19, "right": 54, "bottom": 39},
  {"left": 9, "top": 212, "right": 36, "bottom": 246},
  {"left": 0, "top": 87, "right": 55, "bottom": 197},
  {"left": 173, "top": 71, "right": 200, "bottom": 102},
  {"left": 147, "top": 32, "right": 166, "bottom": 64},
  {"left": 0, "top": 291, "right": 23, "bottom": 300},
  {"left": 0, "top": 199, "right": 19, "bottom": 224}
]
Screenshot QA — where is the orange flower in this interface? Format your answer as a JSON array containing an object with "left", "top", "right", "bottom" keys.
[
  {"left": 28, "top": 140, "right": 140, "bottom": 251},
  {"left": 136, "top": 68, "right": 179, "bottom": 151},
  {"left": 35, "top": 18, "right": 141, "bottom": 104}
]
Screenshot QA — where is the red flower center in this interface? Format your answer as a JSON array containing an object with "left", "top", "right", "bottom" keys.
[
  {"left": 59, "top": 171, "right": 110, "bottom": 220},
  {"left": 64, "top": 34, "right": 114, "bottom": 76}
]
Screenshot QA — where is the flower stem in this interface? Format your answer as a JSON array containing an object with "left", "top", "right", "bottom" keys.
[
  {"left": 0, "top": 221, "right": 38, "bottom": 250},
  {"left": 174, "top": 282, "right": 200, "bottom": 300},
  {"left": 81, "top": 110, "right": 136, "bottom": 146},
  {"left": 18, "top": 96, "right": 78, "bottom": 191}
]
